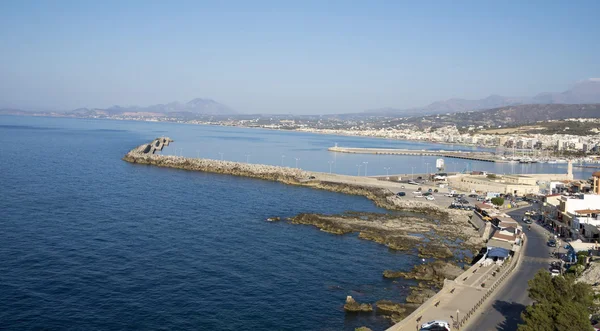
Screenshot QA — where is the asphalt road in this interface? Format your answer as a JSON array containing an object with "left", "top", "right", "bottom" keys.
[{"left": 466, "top": 203, "right": 558, "bottom": 331}]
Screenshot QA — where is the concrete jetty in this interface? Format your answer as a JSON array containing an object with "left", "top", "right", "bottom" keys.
[{"left": 329, "top": 146, "right": 508, "bottom": 163}]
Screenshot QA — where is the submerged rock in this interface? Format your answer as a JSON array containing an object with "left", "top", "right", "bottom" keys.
[
  {"left": 344, "top": 296, "right": 373, "bottom": 313},
  {"left": 266, "top": 217, "right": 281, "bottom": 222}
]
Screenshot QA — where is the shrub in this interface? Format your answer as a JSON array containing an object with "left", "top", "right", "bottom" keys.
[{"left": 491, "top": 197, "right": 505, "bottom": 206}]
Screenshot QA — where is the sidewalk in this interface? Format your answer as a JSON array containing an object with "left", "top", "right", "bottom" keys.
[{"left": 387, "top": 244, "right": 524, "bottom": 331}]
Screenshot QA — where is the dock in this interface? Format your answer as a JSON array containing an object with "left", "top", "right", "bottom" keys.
[{"left": 328, "top": 146, "right": 508, "bottom": 163}]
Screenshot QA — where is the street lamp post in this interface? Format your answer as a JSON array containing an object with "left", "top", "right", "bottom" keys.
[
  {"left": 295, "top": 157, "right": 300, "bottom": 168},
  {"left": 218, "top": 152, "right": 224, "bottom": 160},
  {"left": 411, "top": 166, "right": 415, "bottom": 180},
  {"left": 357, "top": 164, "right": 362, "bottom": 176},
  {"left": 328, "top": 161, "right": 334, "bottom": 173},
  {"left": 363, "top": 161, "right": 368, "bottom": 176},
  {"left": 196, "top": 150, "right": 200, "bottom": 158},
  {"left": 281, "top": 154, "right": 285, "bottom": 166},
  {"left": 425, "top": 162, "right": 430, "bottom": 175},
  {"left": 384, "top": 167, "right": 390, "bottom": 176},
  {"left": 245, "top": 154, "right": 250, "bottom": 163}
]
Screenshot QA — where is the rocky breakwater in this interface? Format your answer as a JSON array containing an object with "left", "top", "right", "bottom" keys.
[
  {"left": 123, "top": 137, "right": 311, "bottom": 184},
  {"left": 123, "top": 139, "right": 417, "bottom": 207}
]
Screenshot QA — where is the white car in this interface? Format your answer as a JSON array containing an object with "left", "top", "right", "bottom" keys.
[
  {"left": 426, "top": 196, "right": 435, "bottom": 201},
  {"left": 445, "top": 193, "right": 453, "bottom": 197},
  {"left": 413, "top": 191, "right": 422, "bottom": 195},
  {"left": 415, "top": 194, "right": 424, "bottom": 198},
  {"left": 420, "top": 320, "right": 451, "bottom": 331}
]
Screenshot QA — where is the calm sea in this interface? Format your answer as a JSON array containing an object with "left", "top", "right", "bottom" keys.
[{"left": 0, "top": 116, "right": 592, "bottom": 330}]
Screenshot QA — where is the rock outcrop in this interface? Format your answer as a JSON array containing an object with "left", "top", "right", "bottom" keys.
[
  {"left": 344, "top": 296, "right": 373, "bottom": 313},
  {"left": 383, "top": 261, "right": 463, "bottom": 287}
]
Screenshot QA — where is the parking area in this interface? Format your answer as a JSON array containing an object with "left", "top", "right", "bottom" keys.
[{"left": 387, "top": 180, "right": 479, "bottom": 209}]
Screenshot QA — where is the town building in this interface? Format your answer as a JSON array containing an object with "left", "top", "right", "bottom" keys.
[{"left": 543, "top": 194, "right": 600, "bottom": 240}]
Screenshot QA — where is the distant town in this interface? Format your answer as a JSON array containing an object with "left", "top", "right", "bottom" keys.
[{"left": 9, "top": 108, "right": 598, "bottom": 158}]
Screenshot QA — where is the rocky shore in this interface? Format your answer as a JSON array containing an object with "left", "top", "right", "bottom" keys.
[
  {"left": 123, "top": 138, "right": 484, "bottom": 328},
  {"left": 289, "top": 210, "right": 482, "bottom": 260}
]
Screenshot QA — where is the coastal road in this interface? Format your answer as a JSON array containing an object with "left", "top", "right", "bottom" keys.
[{"left": 466, "top": 203, "right": 562, "bottom": 331}]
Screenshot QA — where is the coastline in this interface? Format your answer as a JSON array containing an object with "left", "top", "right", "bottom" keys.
[
  {"left": 0, "top": 113, "right": 485, "bottom": 151},
  {"left": 123, "top": 137, "right": 485, "bottom": 328}
]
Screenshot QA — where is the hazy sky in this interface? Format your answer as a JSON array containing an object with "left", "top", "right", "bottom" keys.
[{"left": 1, "top": 1, "right": 599, "bottom": 114}]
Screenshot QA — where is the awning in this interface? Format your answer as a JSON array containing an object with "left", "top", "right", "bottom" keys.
[{"left": 487, "top": 247, "right": 510, "bottom": 258}]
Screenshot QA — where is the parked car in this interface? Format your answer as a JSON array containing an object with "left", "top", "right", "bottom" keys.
[
  {"left": 397, "top": 192, "right": 406, "bottom": 197},
  {"left": 549, "top": 262, "right": 561, "bottom": 277},
  {"left": 468, "top": 194, "right": 478, "bottom": 198},
  {"left": 523, "top": 218, "right": 532, "bottom": 224},
  {"left": 445, "top": 193, "right": 454, "bottom": 197},
  {"left": 420, "top": 320, "right": 450, "bottom": 331},
  {"left": 408, "top": 181, "right": 418, "bottom": 185},
  {"left": 547, "top": 239, "right": 557, "bottom": 247},
  {"left": 426, "top": 196, "right": 435, "bottom": 201},
  {"left": 415, "top": 194, "right": 424, "bottom": 198}
]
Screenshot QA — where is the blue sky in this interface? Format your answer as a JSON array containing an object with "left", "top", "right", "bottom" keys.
[{"left": 1, "top": 1, "right": 599, "bottom": 114}]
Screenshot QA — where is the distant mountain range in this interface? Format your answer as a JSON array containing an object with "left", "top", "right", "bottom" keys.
[
  {"left": 366, "top": 78, "right": 600, "bottom": 116},
  {"left": 0, "top": 98, "right": 236, "bottom": 116},
  {"left": 405, "top": 103, "right": 600, "bottom": 129}
]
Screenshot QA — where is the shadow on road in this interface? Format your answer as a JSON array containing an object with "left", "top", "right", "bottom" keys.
[{"left": 492, "top": 300, "right": 526, "bottom": 331}]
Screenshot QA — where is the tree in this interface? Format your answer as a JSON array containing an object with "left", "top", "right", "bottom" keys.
[
  {"left": 518, "top": 270, "right": 594, "bottom": 331},
  {"left": 491, "top": 197, "right": 504, "bottom": 207}
]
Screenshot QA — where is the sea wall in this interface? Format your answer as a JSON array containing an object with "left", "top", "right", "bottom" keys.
[{"left": 123, "top": 137, "right": 465, "bottom": 218}]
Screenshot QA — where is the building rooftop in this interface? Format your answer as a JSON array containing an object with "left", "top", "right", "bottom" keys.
[
  {"left": 575, "top": 209, "right": 600, "bottom": 215},
  {"left": 492, "top": 232, "right": 517, "bottom": 242}
]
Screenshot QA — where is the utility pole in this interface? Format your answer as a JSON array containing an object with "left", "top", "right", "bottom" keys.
[
  {"left": 384, "top": 167, "right": 390, "bottom": 176},
  {"left": 281, "top": 154, "right": 285, "bottom": 166},
  {"left": 411, "top": 166, "right": 415, "bottom": 180},
  {"left": 295, "top": 157, "right": 300, "bottom": 168},
  {"left": 328, "top": 160, "right": 334, "bottom": 173},
  {"left": 245, "top": 154, "right": 250, "bottom": 163},
  {"left": 363, "top": 161, "right": 368, "bottom": 176},
  {"left": 357, "top": 164, "right": 362, "bottom": 176},
  {"left": 196, "top": 150, "right": 200, "bottom": 158}
]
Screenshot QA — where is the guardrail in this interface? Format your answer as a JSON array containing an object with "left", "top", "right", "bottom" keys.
[{"left": 455, "top": 234, "right": 527, "bottom": 330}]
